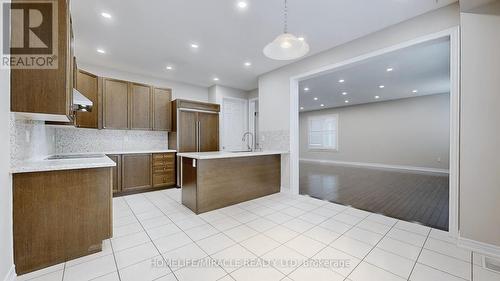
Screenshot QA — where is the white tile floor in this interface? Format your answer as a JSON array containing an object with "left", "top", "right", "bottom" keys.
[{"left": 16, "top": 189, "right": 500, "bottom": 281}]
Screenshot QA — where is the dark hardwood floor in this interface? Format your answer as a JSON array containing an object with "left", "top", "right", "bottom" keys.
[{"left": 300, "top": 161, "right": 449, "bottom": 231}]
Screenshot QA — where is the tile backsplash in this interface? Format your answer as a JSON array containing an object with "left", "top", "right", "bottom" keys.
[
  {"left": 54, "top": 126, "right": 168, "bottom": 154},
  {"left": 260, "top": 130, "right": 290, "bottom": 151},
  {"left": 10, "top": 114, "right": 169, "bottom": 164},
  {"left": 10, "top": 115, "right": 56, "bottom": 165}
]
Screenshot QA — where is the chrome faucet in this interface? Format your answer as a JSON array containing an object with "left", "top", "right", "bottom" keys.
[{"left": 242, "top": 132, "right": 254, "bottom": 151}]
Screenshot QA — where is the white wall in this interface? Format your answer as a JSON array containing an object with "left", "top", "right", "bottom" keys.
[
  {"left": 459, "top": 0, "right": 500, "bottom": 249},
  {"left": 78, "top": 63, "right": 209, "bottom": 102},
  {"left": 300, "top": 94, "right": 450, "bottom": 171},
  {"left": 259, "top": 3, "right": 459, "bottom": 133},
  {"left": 258, "top": 3, "right": 459, "bottom": 191},
  {"left": 0, "top": 13, "right": 14, "bottom": 281}
]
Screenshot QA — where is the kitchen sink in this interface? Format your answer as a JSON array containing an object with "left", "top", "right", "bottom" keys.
[{"left": 45, "top": 154, "right": 105, "bottom": 160}]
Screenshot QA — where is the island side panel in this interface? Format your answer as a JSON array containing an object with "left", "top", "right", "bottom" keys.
[
  {"left": 181, "top": 157, "right": 198, "bottom": 213},
  {"left": 196, "top": 155, "right": 281, "bottom": 213}
]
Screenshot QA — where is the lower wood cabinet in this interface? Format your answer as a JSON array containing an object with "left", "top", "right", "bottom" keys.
[
  {"left": 122, "top": 154, "right": 152, "bottom": 192},
  {"left": 109, "top": 152, "right": 176, "bottom": 196},
  {"left": 13, "top": 168, "right": 112, "bottom": 274}
]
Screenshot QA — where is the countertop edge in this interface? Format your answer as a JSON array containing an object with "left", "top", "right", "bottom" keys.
[
  {"left": 177, "top": 151, "right": 289, "bottom": 160},
  {"left": 10, "top": 156, "right": 117, "bottom": 174}
]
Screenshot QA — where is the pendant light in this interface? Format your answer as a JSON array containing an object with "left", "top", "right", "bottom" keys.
[{"left": 263, "top": 0, "right": 309, "bottom": 60}]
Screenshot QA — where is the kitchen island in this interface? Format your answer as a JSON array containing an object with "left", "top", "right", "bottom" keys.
[{"left": 177, "top": 151, "right": 287, "bottom": 214}]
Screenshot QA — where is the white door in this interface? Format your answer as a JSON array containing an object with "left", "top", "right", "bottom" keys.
[{"left": 222, "top": 97, "right": 248, "bottom": 151}]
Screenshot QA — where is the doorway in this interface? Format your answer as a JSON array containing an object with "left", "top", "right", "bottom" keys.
[
  {"left": 289, "top": 28, "right": 460, "bottom": 235},
  {"left": 221, "top": 97, "right": 248, "bottom": 151}
]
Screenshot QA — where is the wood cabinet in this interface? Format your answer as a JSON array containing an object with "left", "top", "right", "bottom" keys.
[
  {"left": 121, "top": 154, "right": 152, "bottom": 192},
  {"left": 100, "top": 79, "right": 170, "bottom": 131},
  {"left": 13, "top": 167, "right": 112, "bottom": 274},
  {"left": 103, "top": 78, "right": 129, "bottom": 130},
  {"left": 109, "top": 153, "right": 176, "bottom": 196},
  {"left": 108, "top": 154, "right": 122, "bottom": 194},
  {"left": 75, "top": 70, "right": 99, "bottom": 128},
  {"left": 130, "top": 83, "right": 152, "bottom": 130},
  {"left": 177, "top": 110, "right": 198, "bottom": 153},
  {"left": 11, "top": 0, "right": 75, "bottom": 122},
  {"left": 152, "top": 153, "right": 176, "bottom": 187},
  {"left": 198, "top": 112, "right": 220, "bottom": 152},
  {"left": 153, "top": 88, "right": 172, "bottom": 131}
]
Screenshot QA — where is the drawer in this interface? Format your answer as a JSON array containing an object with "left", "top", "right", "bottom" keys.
[
  {"left": 153, "top": 153, "right": 175, "bottom": 161},
  {"left": 153, "top": 166, "right": 174, "bottom": 174},
  {"left": 153, "top": 159, "right": 175, "bottom": 168},
  {"left": 153, "top": 173, "right": 175, "bottom": 186}
]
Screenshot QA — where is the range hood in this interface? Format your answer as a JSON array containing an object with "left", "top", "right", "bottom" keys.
[{"left": 73, "top": 89, "right": 93, "bottom": 112}]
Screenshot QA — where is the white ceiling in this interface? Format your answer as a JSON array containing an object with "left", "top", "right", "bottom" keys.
[
  {"left": 71, "top": 0, "right": 456, "bottom": 91},
  {"left": 299, "top": 37, "right": 450, "bottom": 111}
]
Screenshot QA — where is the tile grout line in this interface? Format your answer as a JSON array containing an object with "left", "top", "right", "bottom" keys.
[
  {"left": 107, "top": 238, "right": 122, "bottom": 281},
  {"left": 406, "top": 228, "right": 431, "bottom": 281},
  {"left": 344, "top": 217, "right": 400, "bottom": 280},
  {"left": 122, "top": 194, "right": 178, "bottom": 281},
  {"left": 142, "top": 192, "right": 231, "bottom": 280},
  {"left": 280, "top": 203, "right": 376, "bottom": 280}
]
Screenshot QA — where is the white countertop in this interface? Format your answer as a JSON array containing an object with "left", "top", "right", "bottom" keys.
[
  {"left": 10, "top": 150, "right": 177, "bottom": 174},
  {"left": 11, "top": 155, "right": 116, "bottom": 174},
  {"left": 56, "top": 149, "right": 177, "bottom": 155},
  {"left": 177, "top": 150, "right": 288, "bottom": 160}
]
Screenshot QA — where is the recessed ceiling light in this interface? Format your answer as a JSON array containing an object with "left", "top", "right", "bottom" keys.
[
  {"left": 313, "top": 97, "right": 318, "bottom": 101},
  {"left": 298, "top": 37, "right": 305, "bottom": 41},
  {"left": 304, "top": 87, "right": 309, "bottom": 91},
  {"left": 412, "top": 89, "right": 418, "bottom": 93},
  {"left": 320, "top": 104, "right": 324, "bottom": 107},
  {"left": 237, "top": 1, "right": 248, "bottom": 9},
  {"left": 96, "top": 49, "right": 106, "bottom": 54},
  {"left": 342, "top": 92, "right": 348, "bottom": 96},
  {"left": 379, "top": 85, "right": 385, "bottom": 89},
  {"left": 244, "top": 61, "right": 252, "bottom": 67},
  {"left": 375, "top": 95, "right": 380, "bottom": 99},
  {"left": 338, "top": 79, "right": 345, "bottom": 83},
  {"left": 345, "top": 100, "right": 349, "bottom": 103},
  {"left": 213, "top": 77, "right": 219, "bottom": 81},
  {"left": 166, "top": 66, "right": 174, "bottom": 70},
  {"left": 386, "top": 67, "right": 393, "bottom": 72},
  {"left": 300, "top": 107, "right": 304, "bottom": 110},
  {"left": 101, "top": 12, "right": 112, "bottom": 19},
  {"left": 190, "top": 43, "right": 199, "bottom": 49}
]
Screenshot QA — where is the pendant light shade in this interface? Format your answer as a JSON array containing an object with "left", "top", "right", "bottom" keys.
[
  {"left": 263, "top": 33, "right": 309, "bottom": 60},
  {"left": 263, "top": 0, "right": 309, "bottom": 60}
]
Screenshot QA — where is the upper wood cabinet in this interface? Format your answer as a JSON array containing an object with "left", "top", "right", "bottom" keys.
[
  {"left": 75, "top": 70, "right": 99, "bottom": 128},
  {"left": 98, "top": 78, "right": 171, "bottom": 131},
  {"left": 153, "top": 88, "right": 172, "bottom": 131},
  {"left": 103, "top": 78, "right": 129, "bottom": 130},
  {"left": 130, "top": 83, "right": 152, "bottom": 130},
  {"left": 10, "top": 0, "right": 75, "bottom": 121}
]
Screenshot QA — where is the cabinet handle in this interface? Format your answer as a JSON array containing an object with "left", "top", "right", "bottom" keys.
[{"left": 197, "top": 121, "right": 201, "bottom": 152}]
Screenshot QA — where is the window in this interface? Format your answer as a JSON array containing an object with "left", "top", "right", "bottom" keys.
[{"left": 308, "top": 114, "right": 338, "bottom": 150}]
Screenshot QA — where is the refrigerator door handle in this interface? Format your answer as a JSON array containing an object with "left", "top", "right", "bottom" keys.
[{"left": 197, "top": 121, "right": 201, "bottom": 152}]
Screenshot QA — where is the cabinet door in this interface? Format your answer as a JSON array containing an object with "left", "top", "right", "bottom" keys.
[
  {"left": 103, "top": 79, "right": 129, "bottom": 129},
  {"left": 130, "top": 83, "right": 152, "bottom": 130},
  {"left": 75, "top": 70, "right": 99, "bottom": 128},
  {"left": 107, "top": 155, "right": 122, "bottom": 194},
  {"left": 152, "top": 88, "right": 172, "bottom": 131},
  {"left": 198, "top": 112, "right": 219, "bottom": 152},
  {"left": 122, "top": 154, "right": 152, "bottom": 192},
  {"left": 178, "top": 110, "right": 198, "bottom": 152}
]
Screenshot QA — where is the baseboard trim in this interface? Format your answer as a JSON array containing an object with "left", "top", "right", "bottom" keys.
[
  {"left": 3, "top": 265, "right": 16, "bottom": 281},
  {"left": 458, "top": 237, "right": 500, "bottom": 258},
  {"left": 299, "top": 158, "right": 449, "bottom": 174}
]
